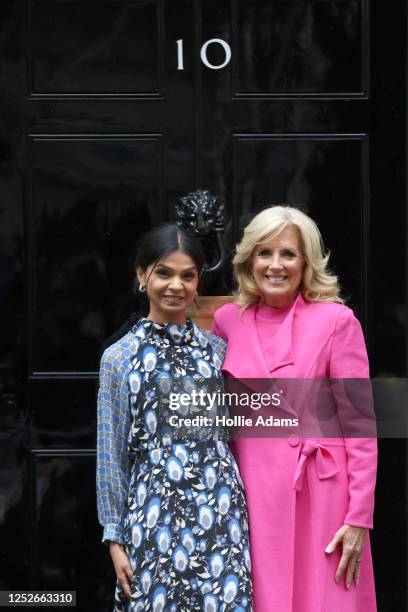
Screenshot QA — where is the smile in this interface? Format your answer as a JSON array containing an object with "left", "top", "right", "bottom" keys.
[
  {"left": 264, "top": 275, "right": 288, "bottom": 284},
  {"left": 163, "top": 295, "right": 184, "bottom": 302}
]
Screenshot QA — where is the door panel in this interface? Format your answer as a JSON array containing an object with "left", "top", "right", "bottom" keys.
[
  {"left": 233, "top": 0, "right": 368, "bottom": 97},
  {"left": 29, "top": 0, "right": 162, "bottom": 97},
  {"left": 231, "top": 134, "right": 368, "bottom": 312},
  {"left": 29, "top": 135, "right": 163, "bottom": 373}
]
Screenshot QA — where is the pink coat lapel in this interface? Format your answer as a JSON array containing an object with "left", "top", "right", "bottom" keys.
[{"left": 222, "top": 292, "right": 303, "bottom": 378}]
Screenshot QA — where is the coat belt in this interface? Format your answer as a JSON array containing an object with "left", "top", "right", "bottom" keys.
[{"left": 293, "top": 440, "right": 340, "bottom": 491}]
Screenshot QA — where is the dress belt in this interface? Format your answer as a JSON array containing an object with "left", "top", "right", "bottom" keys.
[{"left": 293, "top": 440, "right": 340, "bottom": 491}]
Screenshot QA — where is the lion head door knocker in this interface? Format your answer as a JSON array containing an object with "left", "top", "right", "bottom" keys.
[{"left": 175, "top": 189, "right": 225, "bottom": 273}]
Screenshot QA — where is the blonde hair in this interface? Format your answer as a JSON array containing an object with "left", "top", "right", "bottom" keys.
[{"left": 233, "top": 205, "right": 344, "bottom": 309}]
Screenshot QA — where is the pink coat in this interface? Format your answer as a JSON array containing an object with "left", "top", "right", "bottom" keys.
[{"left": 212, "top": 293, "right": 377, "bottom": 611}]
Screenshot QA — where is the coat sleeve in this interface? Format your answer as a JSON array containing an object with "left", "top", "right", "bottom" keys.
[
  {"left": 96, "top": 345, "right": 132, "bottom": 545},
  {"left": 329, "top": 308, "right": 377, "bottom": 529}
]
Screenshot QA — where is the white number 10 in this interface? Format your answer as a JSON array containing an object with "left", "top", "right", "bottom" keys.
[{"left": 177, "top": 38, "right": 232, "bottom": 71}]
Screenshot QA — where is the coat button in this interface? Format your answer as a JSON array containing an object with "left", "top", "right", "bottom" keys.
[{"left": 288, "top": 436, "right": 300, "bottom": 447}]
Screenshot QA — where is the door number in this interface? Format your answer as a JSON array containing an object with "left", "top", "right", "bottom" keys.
[{"left": 177, "top": 38, "right": 231, "bottom": 70}]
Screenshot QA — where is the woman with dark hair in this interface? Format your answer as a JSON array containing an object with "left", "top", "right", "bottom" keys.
[{"left": 97, "top": 224, "right": 252, "bottom": 611}]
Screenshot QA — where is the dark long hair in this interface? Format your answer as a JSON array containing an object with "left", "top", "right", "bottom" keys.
[{"left": 101, "top": 224, "right": 205, "bottom": 353}]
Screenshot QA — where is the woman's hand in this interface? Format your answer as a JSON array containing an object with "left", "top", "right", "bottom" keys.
[
  {"left": 325, "top": 524, "right": 367, "bottom": 588},
  {"left": 109, "top": 542, "right": 134, "bottom": 599}
]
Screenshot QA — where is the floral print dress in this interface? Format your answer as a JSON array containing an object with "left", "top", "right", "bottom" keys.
[{"left": 97, "top": 318, "right": 252, "bottom": 612}]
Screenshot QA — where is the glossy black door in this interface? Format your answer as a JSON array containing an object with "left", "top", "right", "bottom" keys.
[{"left": 0, "top": 1, "right": 406, "bottom": 610}]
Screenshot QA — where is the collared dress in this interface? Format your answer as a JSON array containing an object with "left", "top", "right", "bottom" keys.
[{"left": 97, "top": 318, "right": 253, "bottom": 612}]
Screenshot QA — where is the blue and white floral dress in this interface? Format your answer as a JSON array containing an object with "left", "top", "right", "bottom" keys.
[{"left": 97, "top": 318, "right": 253, "bottom": 612}]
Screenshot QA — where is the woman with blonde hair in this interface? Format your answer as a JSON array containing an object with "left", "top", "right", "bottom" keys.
[{"left": 212, "top": 205, "right": 377, "bottom": 611}]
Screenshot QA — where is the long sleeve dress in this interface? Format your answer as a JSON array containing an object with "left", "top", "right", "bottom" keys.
[
  {"left": 97, "top": 318, "right": 253, "bottom": 612},
  {"left": 212, "top": 293, "right": 377, "bottom": 612}
]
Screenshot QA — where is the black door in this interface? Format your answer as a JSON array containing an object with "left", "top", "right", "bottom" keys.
[{"left": 0, "top": 1, "right": 406, "bottom": 610}]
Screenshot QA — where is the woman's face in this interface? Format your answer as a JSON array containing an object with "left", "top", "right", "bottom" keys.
[
  {"left": 137, "top": 250, "right": 199, "bottom": 324},
  {"left": 250, "top": 225, "right": 305, "bottom": 308}
]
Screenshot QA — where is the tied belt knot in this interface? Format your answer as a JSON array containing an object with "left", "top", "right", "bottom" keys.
[{"left": 293, "top": 440, "right": 340, "bottom": 491}]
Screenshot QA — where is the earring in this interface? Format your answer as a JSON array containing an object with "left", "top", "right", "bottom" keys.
[
  {"left": 139, "top": 285, "right": 146, "bottom": 293},
  {"left": 249, "top": 274, "right": 255, "bottom": 281}
]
